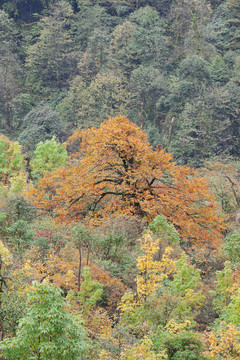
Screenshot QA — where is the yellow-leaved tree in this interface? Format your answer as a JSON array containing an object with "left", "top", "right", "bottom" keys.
[
  {"left": 0, "top": 239, "right": 12, "bottom": 340},
  {"left": 114, "top": 218, "right": 206, "bottom": 359},
  {"left": 136, "top": 231, "right": 176, "bottom": 300}
]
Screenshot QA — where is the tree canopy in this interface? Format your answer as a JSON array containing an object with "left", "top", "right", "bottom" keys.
[
  {"left": 29, "top": 116, "right": 225, "bottom": 247},
  {"left": 0, "top": 281, "right": 87, "bottom": 360},
  {"left": 0, "top": 1, "right": 239, "bottom": 357}
]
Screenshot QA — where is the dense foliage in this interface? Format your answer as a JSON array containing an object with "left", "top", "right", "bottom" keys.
[
  {"left": 0, "top": 0, "right": 240, "bottom": 359},
  {"left": 0, "top": 0, "right": 239, "bottom": 165},
  {"left": 30, "top": 116, "right": 225, "bottom": 248}
]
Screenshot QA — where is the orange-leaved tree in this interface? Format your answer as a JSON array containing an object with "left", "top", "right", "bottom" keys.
[{"left": 29, "top": 116, "right": 225, "bottom": 247}]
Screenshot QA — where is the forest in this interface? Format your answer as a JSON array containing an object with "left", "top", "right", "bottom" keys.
[{"left": 0, "top": 0, "right": 240, "bottom": 358}]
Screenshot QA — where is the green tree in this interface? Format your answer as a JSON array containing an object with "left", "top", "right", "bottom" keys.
[
  {"left": 171, "top": 99, "right": 215, "bottom": 166},
  {"left": 231, "top": 55, "right": 240, "bottom": 84},
  {"left": 6, "top": 219, "right": 34, "bottom": 256},
  {"left": 168, "top": 254, "right": 205, "bottom": 323},
  {"left": 178, "top": 55, "right": 210, "bottom": 86},
  {"left": 18, "top": 105, "right": 65, "bottom": 152},
  {"left": 78, "top": 266, "right": 103, "bottom": 312},
  {"left": 203, "top": 3, "right": 233, "bottom": 53},
  {"left": 61, "top": 72, "right": 129, "bottom": 128},
  {"left": 78, "top": 71, "right": 129, "bottom": 127},
  {"left": 167, "top": 0, "right": 211, "bottom": 57},
  {"left": 77, "top": 29, "right": 110, "bottom": 83},
  {"left": 170, "top": 79, "right": 240, "bottom": 165},
  {"left": 0, "top": 282, "right": 87, "bottom": 360},
  {"left": 31, "top": 137, "right": 67, "bottom": 180},
  {"left": 6, "top": 196, "right": 36, "bottom": 223},
  {"left": 221, "top": 288, "right": 240, "bottom": 327},
  {"left": 128, "top": 6, "right": 168, "bottom": 67},
  {"left": 0, "top": 134, "right": 24, "bottom": 187},
  {"left": 73, "top": 3, "right": 116, "bottom": 52},
  {"left": 209, "top": 55, "right": 229, "bottom": 83},
  {"left": 27, "top": 0, "right": 77, "bottom": 94},
  {"left": 148, "top": 215, "right": 180, "bottom": 246},
  {"left": 108, "top": 20, "right": 137, "bottom": 76},
  {"left": 0, "top": 0, "right": 57, "bottom": 20},
  {"left": 108, "top": 7, "right": 168, "bottom": 75},
  {"left": 213, "top": 261, "right": 234, "bottom": 314},
  {"left": 128, "top": 65, "right": 168, "bottom": 139},
  {"left": 223, "top": 231, "right": 240, "bottom": 265},
  {"left": 226, "top": 0, "right": 240, "bottom": 50},
  {"left": 0, "top": 286, "right": 26, "bottom": 339},
  {"left": 0, "top": 10, "right": 24, "bottom": 133},
  {"left": 151, "top": 329, "right": 208, "bottom": 360}
]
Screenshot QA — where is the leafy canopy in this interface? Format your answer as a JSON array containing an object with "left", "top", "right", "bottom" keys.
[
  {"left": 31, "top": 136, "right": 67, "bottom": 180},
  {"left": 0, "top": 281, "right": 87, "bottom": 360},
  {"left": 29, "top": 116, "right": 225, "bottom": 247},
  {"left": 0, "top": 134, "right": 24, "bottom": 186}
]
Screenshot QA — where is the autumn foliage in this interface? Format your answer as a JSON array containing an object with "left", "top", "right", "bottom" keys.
[{"left": 29, "top": 116, "right": 225, "bottom": 247}]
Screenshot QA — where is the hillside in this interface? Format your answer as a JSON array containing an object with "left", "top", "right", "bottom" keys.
[{"left": 0, "top": 0, "right": 240, "bottom": 359}]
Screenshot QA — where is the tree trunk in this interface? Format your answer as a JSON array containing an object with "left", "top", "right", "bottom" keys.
[{"left": 77, "top": 245, "right": 82, "bottom": 292}]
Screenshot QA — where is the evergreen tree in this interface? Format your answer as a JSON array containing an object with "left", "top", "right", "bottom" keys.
[
  {"left": 0, "top": 10, "right": 24, "bottom": 133},
  {"left": 18, "top": 105, "right": 65, "bottom": 152},
  {"left": 27, "top": 0, "right": 77, "bottom": 95}
]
